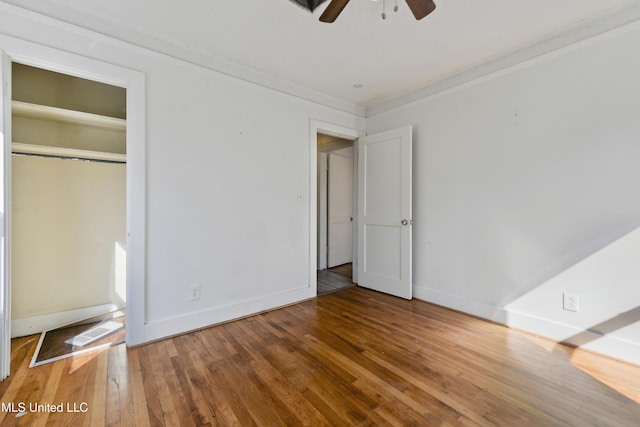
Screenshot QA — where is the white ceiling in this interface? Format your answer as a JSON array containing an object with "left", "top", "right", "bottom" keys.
[{"left": 4, "top": 0, "right": 639, "bottom": 113}]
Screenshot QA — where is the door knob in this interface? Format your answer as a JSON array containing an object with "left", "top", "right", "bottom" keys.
[{"left": 401, "top": 219, "right": 408, "bottom": 225}]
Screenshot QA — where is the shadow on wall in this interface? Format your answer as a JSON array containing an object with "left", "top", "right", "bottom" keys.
[
  {"left": 562, "top": 306, "right": 640, "bottom": 347},
  {"left": 504, "top": 224, "right": 640, "bottom": 363}
]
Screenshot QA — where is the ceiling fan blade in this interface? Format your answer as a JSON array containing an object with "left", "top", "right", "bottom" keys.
[
  {"left": 319, "top": 0, "right": 350, "bottom": 23},
  {"left": 405, "top": 0, "right": 436, "bottom": 20}
]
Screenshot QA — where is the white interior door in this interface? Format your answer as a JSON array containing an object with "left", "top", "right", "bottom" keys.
[
  {"left": 357, "top": 126, "right": 412, "bottom": 299},
  {"left": 0, "top": 51, "right": 11, "bottom": 381},
  {"left": 328, "top": 148, "right": 353, "bottom": 267}
]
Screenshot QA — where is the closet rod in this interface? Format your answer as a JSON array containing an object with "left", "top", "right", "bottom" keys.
[
  {"left": 12, "top": 152, "right": 125, "bottom": 164},
  {"left": 11, "top": 142, "right": 126, "bottom": 164}
]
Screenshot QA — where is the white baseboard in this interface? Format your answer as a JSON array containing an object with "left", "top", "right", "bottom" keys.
[
  {"left": 12, "top": 303, "right": 124, "bottom": 338},
  {"left": 143, "top": 286, "right": 315, "bottom": 343},
  {"left": 413, "top": 285, "right": 640, "bottom": 366}
]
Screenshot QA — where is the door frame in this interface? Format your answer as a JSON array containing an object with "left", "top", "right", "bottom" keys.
[
  {"left": 0, "top": 37, "right": 146, "bottom": 380},
  {"left": 318, "top": 151, "right": 328, "bottom": 271},
  {"left": 309, "top": 120, "right": 362, "bottom": 291}
]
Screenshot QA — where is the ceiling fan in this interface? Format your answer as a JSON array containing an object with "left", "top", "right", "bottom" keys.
[{"left": 292, "top": 0, "right": 436, "bottom": 23}]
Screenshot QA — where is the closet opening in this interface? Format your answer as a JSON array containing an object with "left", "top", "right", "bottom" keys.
[{"left": 10, "top": 62, "right": 127, "bottom": 365}]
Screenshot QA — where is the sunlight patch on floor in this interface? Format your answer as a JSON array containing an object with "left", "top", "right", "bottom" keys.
[{"left": 516, "top": 329, "right": 640, "bottom": 403}]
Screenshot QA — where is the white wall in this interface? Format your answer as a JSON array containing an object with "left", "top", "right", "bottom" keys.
[
  {"left": 11, "top": 156, "right": 126, "bottom": 324},
  {"left": 0, "top": 4, "right": 364, "bottom": 342},
  {"left": 367, "top": 24, "right": 640, "bottom": 365}
]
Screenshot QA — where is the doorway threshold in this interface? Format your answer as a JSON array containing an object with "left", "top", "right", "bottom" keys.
[{"left": 317, "top": 263, "right": 354, "bottom": 295}]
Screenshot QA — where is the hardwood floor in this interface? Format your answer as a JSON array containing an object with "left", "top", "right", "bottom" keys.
[
  {"left": 1, "top": 286, "right": 639, "bottom": 426},
  {"left": 327, "top": 263, "right": 352, "bottom": 278}
]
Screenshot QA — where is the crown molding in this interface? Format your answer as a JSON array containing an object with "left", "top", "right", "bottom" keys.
[
  {"left": 364, "top": 1, "right": 640, "bottom": 117},
  {"left": 0, "top": 2, "right": 365, "bottom": 118},
  {"left": 4, "top": 2, "right": 638, "bottom": 120}
]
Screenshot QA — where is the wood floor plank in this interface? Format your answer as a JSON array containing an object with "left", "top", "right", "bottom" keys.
[
  {"left": 127, "top": 348, "right": 151, "bottom": 427},
  {"left": 88, "top": 350, "right": 108, "bottom": 426},
  {"left": 29, "top": 360, "right": 65, "bottom": 427},
  {"left": 2, "top": 286, "right": 639, "bottom": 426},
  {"left": 176, "top": 336, "right": 226, "bottom": 426},
  {"left": 147, "top": 340, "right": 190, "bottom": 426},
  {"left": 0, "top": 337, "right": 40, "bottom": 426},
  {"left": 231, "top": 322, "right": 332, "bottom": 426},
  {"left": 136, "top": 345, "right": 166, "bottom": 426},
  {"left": 106, "top": 344, "right": 129, "bottom": 427},
  {"left": 200, "top": 328, "right": 257, "bottom": 426},
  {"left": 218, "top": 323, "right": 300, "bottom": 426}
]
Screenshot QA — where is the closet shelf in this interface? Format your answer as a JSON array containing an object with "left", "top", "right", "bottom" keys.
[{"left": 12, "top": 100, "right": 126, "bottom": 132}]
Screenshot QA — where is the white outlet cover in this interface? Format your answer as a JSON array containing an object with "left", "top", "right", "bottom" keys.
[
  {"left": 188, "top": 284, "right": 200, "bottom": 301},
  {"left": 563, "top": 293, "right": 579, "bottom": 312}
]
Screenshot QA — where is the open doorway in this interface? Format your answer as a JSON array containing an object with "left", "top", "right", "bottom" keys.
[
  {"left": 10, "top": 63, "right": 127, "bottom": 363},
  {"left": 316, "top": 133, "right": 355, "bottom": 295},
  {"left": 309, "top": 122, "right": 414, "bottom": 301}
]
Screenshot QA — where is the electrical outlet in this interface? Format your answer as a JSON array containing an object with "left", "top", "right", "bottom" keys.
[
  {"left": 563, "top": 293, "right": 579, "bottom": 312},
  {"left": 188, "top": 284, "right": 200, "bottom": 301}
]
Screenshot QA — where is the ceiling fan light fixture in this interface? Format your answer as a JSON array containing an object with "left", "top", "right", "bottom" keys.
[
  {"left": 376, "top": 0, "right": 410, "bottom": 21},
  {"left": 316, "top": 0, "right": 435, "bottom": 23}
]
